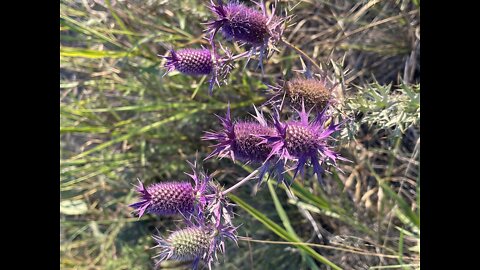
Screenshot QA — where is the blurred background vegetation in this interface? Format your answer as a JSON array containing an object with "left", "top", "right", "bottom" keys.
[{"left": 60, "top": 0, "right": 420, "bottom": 269}]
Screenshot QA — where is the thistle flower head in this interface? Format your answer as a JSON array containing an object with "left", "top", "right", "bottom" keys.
[
  {"left": 286, "top": 78, "right": 332, "bottom": 111},
  {"left": 263, "top": 101, "right": 348, "bottom": 185},
  {"left": 153, "top": 220, "right": 238, "bottom": 269},
  {"left": 202, "top": 105, "right": 285, "bottom": 185},
  {"left": 207, "top": 1, "right": 270, "bottom": 45},
  {"left": 153, "top": 226, "right": 211, "bottom": 267},
  {"left": 266, "top": 76, "right": 338, "bottom": 112},
  {"left": 130, "top": 180, "right": 195, "bottom": 217},
  {"left": 206, "top": 0, "right": 287, "bottom": 72},
  {"left": 164, "top": 48, "right": 213, "bottom": 76},
  {"left": 233, "top": 122, "right": 276, "bottom": 162},
  {"left": 162, "top": 47, "right": 237, "bottom": 94},
  {"left": 130, "top": 163, "right": 210, "bottom": 218},
  {"left": 202, "top": 105, "right": 274, "bottom": 163}
]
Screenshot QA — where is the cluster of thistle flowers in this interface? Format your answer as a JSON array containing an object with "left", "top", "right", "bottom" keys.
[
  {"left": 203, "top": 95, "right": 348, "bottom": 189},
  {"left": 130, "top": 161, "right": 237, "bottom": 269},
  {"left": 133, "top": 1, "right": 349, "bottom": 268},
  {"left": 163, "top": 0, "right": 287, "bottom": 93}
]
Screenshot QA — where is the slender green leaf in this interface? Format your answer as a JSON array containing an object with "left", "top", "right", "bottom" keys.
[
  {"left": 61, "top": 47, "right": 133, "bottom": 58},
  {"left": 268, "top": 181, "right": 320, "bottom": 270},
  {"left": 229, "top": 194, "right": 342, "bottom": 270}
]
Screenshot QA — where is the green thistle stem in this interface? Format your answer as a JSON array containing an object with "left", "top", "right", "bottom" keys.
[{"left": 222, "top": 169, "right": 259, "bottom": 195}]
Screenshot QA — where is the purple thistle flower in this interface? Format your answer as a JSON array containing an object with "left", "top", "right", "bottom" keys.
[
  {"left": 153, "top": 219, "right": 238, "bottom": 270},
  {"left": 162, "top": 47, "right": 237, "bottom": 94},
  {"left": 130, "top": 181, "right": 195, "bottom": 217},
  {"left": 207, "top": 0, "right": 269, "bottom": 46},
  {"left": 130, "top": 164, "right": 210, "bottom": 218},
  {"left": 263, "top": 101, "right": 348, "bottom": 186},
  {"left": 164, "top": 48, "right": 213, "bottom": 76},
  {"left": 202, "top": 105, "right": 284, "bottom": 184},
  {"left": 206, "top": 0, "right": 287, "bottom": 72},
  {"left": 202, "top": 105, "right": 274, "bottom": 163}
]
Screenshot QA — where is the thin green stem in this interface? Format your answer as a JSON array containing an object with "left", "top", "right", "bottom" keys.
[
  {"left": 221, "top": 169, "right": 259, "bottom": 195},
  {"left": 238, "top": 237, "right": 418, "bottom": 261}
]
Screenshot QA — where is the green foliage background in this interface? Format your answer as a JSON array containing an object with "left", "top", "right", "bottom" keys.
[{"left": 60, "top": 0, "right": 420, "bottom": 269}]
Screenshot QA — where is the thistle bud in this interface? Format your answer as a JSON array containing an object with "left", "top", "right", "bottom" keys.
[
  {"left": 285, "top": 78, "right": 332, "bottom": 112},
  {"left": 154, "top": 227, "right": 212, "bottom": 262},
  {"left": 153, "top": 220, "right": 238, "bottom": 269}
]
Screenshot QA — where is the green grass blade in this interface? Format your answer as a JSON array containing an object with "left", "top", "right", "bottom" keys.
[
  {"left": 281, "top": 182, "right": 375, "bottom": 236},
  {"left": 267, "top": 181, "right": 320, "bottom": 270},
  {"left": 289, "top": 181, "right": 331, "bottom": 210},
  {"left": 67, "top": 108, "right": 200, "bottom": 161},
  {"left": 379, "top": 181, "right": 420, "bottom": 228},
  {"left": 268, "top": 181, "right": 297, "bottom": 235},
  {"left": 60, "top": 14, "right": 126, "bottom": 49},
  {"left": 229, "top": 194, "right": 342, "bottom": 270},
  {"left": 60, "top": 47, "right": 134, "bottom": 59},
  {"left": 60, "top": 126, "right": 110, "bottom": 134}
]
